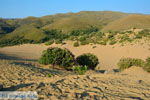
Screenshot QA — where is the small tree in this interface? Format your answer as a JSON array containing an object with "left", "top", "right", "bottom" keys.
[
  {"left": 76, "top": 53, "right": 99, "bottom": 70},
  {"left": 39, "top": 47, "right": 75, "bottom": 69}
]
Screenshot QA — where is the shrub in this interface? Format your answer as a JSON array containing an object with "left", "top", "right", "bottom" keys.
[
  {"left": 80, "top": 41, "right": 89, "bottom": 45},
  {"left": 76, "top": 53, "right": 99, "bottom": 70},
  {"left": 45, "top": 40, "right": 54, "bottom": 45},
  {"left": 109, "top": 40, "right": 117, "bottom": 45},
  {"left": 72, "top": 65, "right": 88, "bottom": 75},
  {"left": 119, "top": 34, "right": 132, "bottom": 43},
  {"left": 99, "top": 41, "right": 107, "bottom": 45},
  {"left": 117, "top": 58, "right": 145, "bottom": 71},
  {"left": 108, "top": 34, "right": 115, "bottom": 39},
  {"left": 55, "top": 39, "right": 63, "bottom": 44},
  {"left": 135, "top": 34, "right": 142, "bottom": 39},
  {"left": 73, "top": 42, "right": 79, "bottom": 47},
  {"left": 143, "top": 57, "right": 150, "bottom": 72},
  {"left": 79, "top": 36, "right": 86, "bottom": 41},
  {"left": 39, "top": 47, "right": 75, "bottom": 69},
  {"left": 47, "top": 73, "right": 53, "bottom": 77},
  {"left": 138, "top": 29, "right": 150, "bottom": 37}
]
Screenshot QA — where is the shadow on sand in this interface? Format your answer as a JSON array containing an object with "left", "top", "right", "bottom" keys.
[
  {"left": 0, "top": 53, "right": 37, "bottom": 61},
  {"left": 2, "top": 83, "right": 34, "bottom": 91}
]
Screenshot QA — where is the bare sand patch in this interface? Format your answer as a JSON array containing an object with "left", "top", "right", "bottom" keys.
[{"left": 0, "top": 41, "right": 149, "bottom": 69}]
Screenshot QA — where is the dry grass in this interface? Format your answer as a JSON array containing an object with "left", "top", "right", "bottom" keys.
[{"left": 102, "top": 15, "right": 150, "bottom": 32}]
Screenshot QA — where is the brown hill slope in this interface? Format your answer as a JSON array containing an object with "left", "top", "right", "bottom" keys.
[
  {"left": 42, "top": 11, "right": 129, "bottom": 33},
  {"left": 102, "top": 14, "right": 150, "bottom": 32}
]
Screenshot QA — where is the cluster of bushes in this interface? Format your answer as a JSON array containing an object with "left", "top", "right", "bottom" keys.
[
  {"left": 1, "top": 27, "right": 150, "bottom": 47},
  {"left": 117, "top": 57, "right": 150, "bottom": 72},
  {"left": 70, "top": 26, "right": 99, "bottom": 36},
  {"left": 39, "top": 47, "right": 99, "bottom": 74},
  {"left": 0, "top": 36, "right": 33, "bottom": 47}
]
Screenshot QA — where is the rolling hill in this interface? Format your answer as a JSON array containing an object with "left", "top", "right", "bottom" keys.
[
  {"left": 0, "top": 11, "right": 150, "bottom": 47},
  {"left": 42, "top": 11, "right": 129, "bottom": 33},
  {"left": 102, "top": 14, "right": 150, "bottom": 32}
]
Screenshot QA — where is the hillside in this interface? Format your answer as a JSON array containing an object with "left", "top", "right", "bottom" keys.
[
  {"left": 102, "top": 14, "right": 150, "bottom": 32},
  {"left": 42, "top": 11, "right": 129, "bottom": 33},
  {"left": 0, "top": 11, "right": 150, "bottom": 47}
]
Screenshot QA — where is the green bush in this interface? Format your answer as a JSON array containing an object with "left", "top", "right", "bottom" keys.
[
  {"left": 73, "top": 42, "right": 79, "bottom": 47},
  {"left": 55, "top": 39, "right": 63, "bottom": 44},
  {"left": 119, "top": 34, "right": 132, "bottom": 43},
  {"left": 99, "top": 41, "right": 107, "bottom": 45},
  {"left": 47, "top": 73, "right": 53, "bottom": 77},
  {"left": 144, "top": 57, "right": 150, "bottom": 72},
  {"left": 76, "top": 53, "right": 99, "bottom": 70},
  {"left": 109, "top": 40, "right": 117, "bottom": 45},
  {"left": 79, "top": 36, "right": 86, "bottom": 41},
  {"left": 45, "top": 40, "right": 54, "bottom": 45},
  {"left": 39, "top": 47, "right": 75, "bottom": 69},
  {"left": 80, "top": 41, "right": 89, "bottom": 45},
  {"left": 72, "top": 65, "right": 88, "bottom": 75},
  {"left": 117, "top": 58, "right": 145, "bottom": 71},
  {"left": 135, "top": 34, "right": 142, "bottom": 39}
]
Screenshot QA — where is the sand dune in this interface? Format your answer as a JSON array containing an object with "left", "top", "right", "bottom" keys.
[
  {"left": 0, "top": 42, "right": 150, "bottom": 99},
  {"left": 0, "top": 41, "right": 149, "bottom": 69},
  {"left": 0, "top": 60, "right": 150, "bottom": 99}
]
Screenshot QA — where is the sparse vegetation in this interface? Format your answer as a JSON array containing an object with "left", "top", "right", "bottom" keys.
[
  {"left": 47, "top": 73, "right": 53, "bottom": 77},
  {"left": 76, "top": 53, "right": 99, "bottom": 70},
  {"left": 72, "top": 65, "right": 88, "bottom": 75},
  {"left": 109, "top": 40, "right": 117, "bottom": 45},
  {"left": 118, "top": 58, "right": 145, "bottom": 71},
  {"left": 55, "top": 39, "right": 63, "bottom": 44},
  {"left": 143, "top": 57, "right": 150, "bottom": 72},
  {"left": 45, "top": 40, "right": 54, "bottom": 45}
]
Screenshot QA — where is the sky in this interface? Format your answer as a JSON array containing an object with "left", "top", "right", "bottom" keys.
[{"left": 0, "top": 0, "right": 150, "bottom": 18}]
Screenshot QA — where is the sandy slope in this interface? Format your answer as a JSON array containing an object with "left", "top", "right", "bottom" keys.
[
  {"left": 0, "top": 41, "right": 150, "bottom": 69},
  {"left": 0, "top": 60, "right": 150, "bottom": 100},
  {"left": 0, "top": 42, "right": 150, "bottom": 99}
]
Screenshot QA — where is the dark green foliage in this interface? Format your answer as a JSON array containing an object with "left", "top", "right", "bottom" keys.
[
  {"left": 0, "top": 19, "right": 17, "bottom": 34},
  {"left": 117, "top": 58, "right": 145, "bottom": 71},
  {"left": 73, "top": 42, "right": 79, "bottom": 47},
  {"left": 44, "top": 29, "right": 69, "bottom": 40},
  {"left": 39, "top": 47, "right": 75, "bottom": 69},
  {"left": 55, "top": 39, "right": 63, "bottom": 44},
  {"left": 72, "top": 65, "right": 88, "bottom": 75},
  {"left": 143, "top": 57, "right": 150, "bottom": 72},
  {"left": 79, "top": 36, "right": 86, "bottom": 41},
  {"left": 76, "top": 53, "right": 99, "bottom": 70},
  {"left": 0, "top": 36, "right": 33, "bottom": 47},
  {"left": 70, "top": 26, "right": 99, "bottom": 36}
]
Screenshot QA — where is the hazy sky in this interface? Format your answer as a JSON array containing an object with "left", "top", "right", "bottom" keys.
[{"left": 0, "top": 0, "right": 150, "bottom": 18}]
